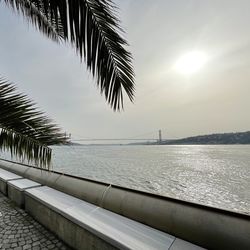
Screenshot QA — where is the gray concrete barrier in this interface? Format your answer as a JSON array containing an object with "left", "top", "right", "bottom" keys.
[
  {"left": 8, "top": 179, "right": 41, "bottom": 207},
  {"left": 24, "top": 192, "right": 118, "bottom": 250},
  {"left": 25, "top": 186, "right": 181, "bottom": 250},
  {"left": 0, "top": 159, "right": 249, "bottom": 250},
  {"left": 0, "top": 168, "right": 23, "bottom": 195}
]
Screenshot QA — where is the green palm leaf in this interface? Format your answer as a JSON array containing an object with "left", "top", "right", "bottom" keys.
[
  {"left": 0, "top": 78, "right": 68, "bottom": 168},
  {"left": 5, "top": 0, "right": 135, "bottom": 110}
]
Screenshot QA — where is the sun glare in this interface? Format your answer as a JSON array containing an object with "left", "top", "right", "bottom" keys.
[{"left": 175, "top": 51, "right": 207, "bottom": 75}]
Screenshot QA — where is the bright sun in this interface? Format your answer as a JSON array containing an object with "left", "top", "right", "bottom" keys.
[{"left": 175, "top": 51, "right": 207, "bottom": 75}]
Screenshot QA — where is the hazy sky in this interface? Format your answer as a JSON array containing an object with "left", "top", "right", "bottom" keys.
[{"left": 1, "top": 0, "right": 250, "bottom": 140}]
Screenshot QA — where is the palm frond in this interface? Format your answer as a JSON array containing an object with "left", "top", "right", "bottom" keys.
[
  {"left": 5, "top": 0, "right": 135, "bottom": 110},
  {"left": 0, "top": 78, "right": 68, "bottom": 168},
  {"left": 4, "top": 0, "right": 64, "bottom": 41}
]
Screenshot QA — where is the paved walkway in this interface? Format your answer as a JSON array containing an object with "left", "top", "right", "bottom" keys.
[{"left": 0, "top": 193, "right": 71, "bottom": 250}]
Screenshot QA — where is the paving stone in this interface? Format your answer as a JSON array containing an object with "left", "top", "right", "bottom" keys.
[
  {"left": 13, "top": 247, "right": 22, "bottom": 250},
  {"left": 0, "top": 193, "right": 71, "bottom": 250},
  {"left": 33, "top": 247, "right": 41, "bottom": 250},
  {"left": 23, "top": 244, "right": 32, "bottom": 249}
]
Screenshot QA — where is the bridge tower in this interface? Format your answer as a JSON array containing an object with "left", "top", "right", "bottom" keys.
[{"left": 159, "top": 129, "right": 162, "bottom": 143}]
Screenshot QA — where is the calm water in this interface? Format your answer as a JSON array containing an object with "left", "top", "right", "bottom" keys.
[{"left": 50, "top": 145, "right": 250, "bottom": 215}]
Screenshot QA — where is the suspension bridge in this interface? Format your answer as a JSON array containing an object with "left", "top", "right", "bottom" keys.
[{"left": 69, "top": 129, "right": 164, "bottom": 143}]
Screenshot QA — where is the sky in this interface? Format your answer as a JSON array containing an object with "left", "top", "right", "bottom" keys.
[{"left": 1, "top": 0, "right": 250, "bottom": 141}]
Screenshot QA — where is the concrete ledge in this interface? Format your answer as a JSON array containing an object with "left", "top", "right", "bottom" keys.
[
  {"left": 8, "top": 179, "right": 41, "bottom": 207},
  {"left": 25, "top": 186, "right": 176, "bottom": 250},
  {"left": 0, "top": 168, "right": 23, "bottom": 195},
  {"left": 25, "top": 194, "right": 117, "bottom": 250}
]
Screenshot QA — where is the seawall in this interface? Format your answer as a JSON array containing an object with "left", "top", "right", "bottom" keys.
[{"left": 0, "top": 159, "right": 249, "bottom": 249}]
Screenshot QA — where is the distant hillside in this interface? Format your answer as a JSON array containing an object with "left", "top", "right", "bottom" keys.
[{"left": 158, "top": 131, "right": 250, "bottom": 145}]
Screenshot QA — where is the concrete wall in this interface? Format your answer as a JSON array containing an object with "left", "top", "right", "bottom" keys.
[
  {"left": 25, "top": 195, "right": 118, "bottom": 250},
  {"left": 8, "top": 185, "right": 24, "bottom": 207},
  {"left": 0, "top": 159, "right": 249, "bottom": 250},
  {"left": 0, "top": 180, "right": 7, "bottom": 195}
]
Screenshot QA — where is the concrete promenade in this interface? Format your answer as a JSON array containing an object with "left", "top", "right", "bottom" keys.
[{"left": 0, "top": 193, "right": 71, "bottom": 250}]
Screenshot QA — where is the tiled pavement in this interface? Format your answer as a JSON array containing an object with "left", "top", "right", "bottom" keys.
[{"left": 0, "top": 193, "right": 71, "bottom": 250}]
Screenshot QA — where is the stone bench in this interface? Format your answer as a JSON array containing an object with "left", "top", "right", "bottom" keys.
[
  {"left": 25, "top": 186, "right": 203, "bottom": 250},
  {"left": 0, "top": 168, "right": 23, "bottom": 195},
  {"left": 8, "top": 178, "right": 42, "bottom": 207}
]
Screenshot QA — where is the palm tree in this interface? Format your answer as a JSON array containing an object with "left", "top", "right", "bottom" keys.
[
  {"left": 1, "top": 0, "right": 134, "bottom": 167},
  {"left": 0, "top": 78, "right": 67, "bottom": 167}
]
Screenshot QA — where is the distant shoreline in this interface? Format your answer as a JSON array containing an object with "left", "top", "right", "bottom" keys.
[
  {"left": 66, "top": 131, "right": 250, "bottom": 146},
  {"left": 144, "top": 131, "right": 250, "bottom": 145}
]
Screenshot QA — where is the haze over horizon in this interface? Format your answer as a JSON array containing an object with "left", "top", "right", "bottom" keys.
[{"left": 1, "top": 0, "right": 250, "bottom": 140}]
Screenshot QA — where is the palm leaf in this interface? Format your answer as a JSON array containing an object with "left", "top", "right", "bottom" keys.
[
  {"left": 4, "top": 0, "right": 64, "bottom": 41},
  {"left": 5, "top": 0, "right": 135, "bottom": 110},
  {"left": 0, "top": 78, "right": 68, "bottom": 168}
]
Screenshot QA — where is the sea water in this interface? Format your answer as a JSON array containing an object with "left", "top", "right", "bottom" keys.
[{"left": 50, "top": 144, "right": 250, "bottom": 215}]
